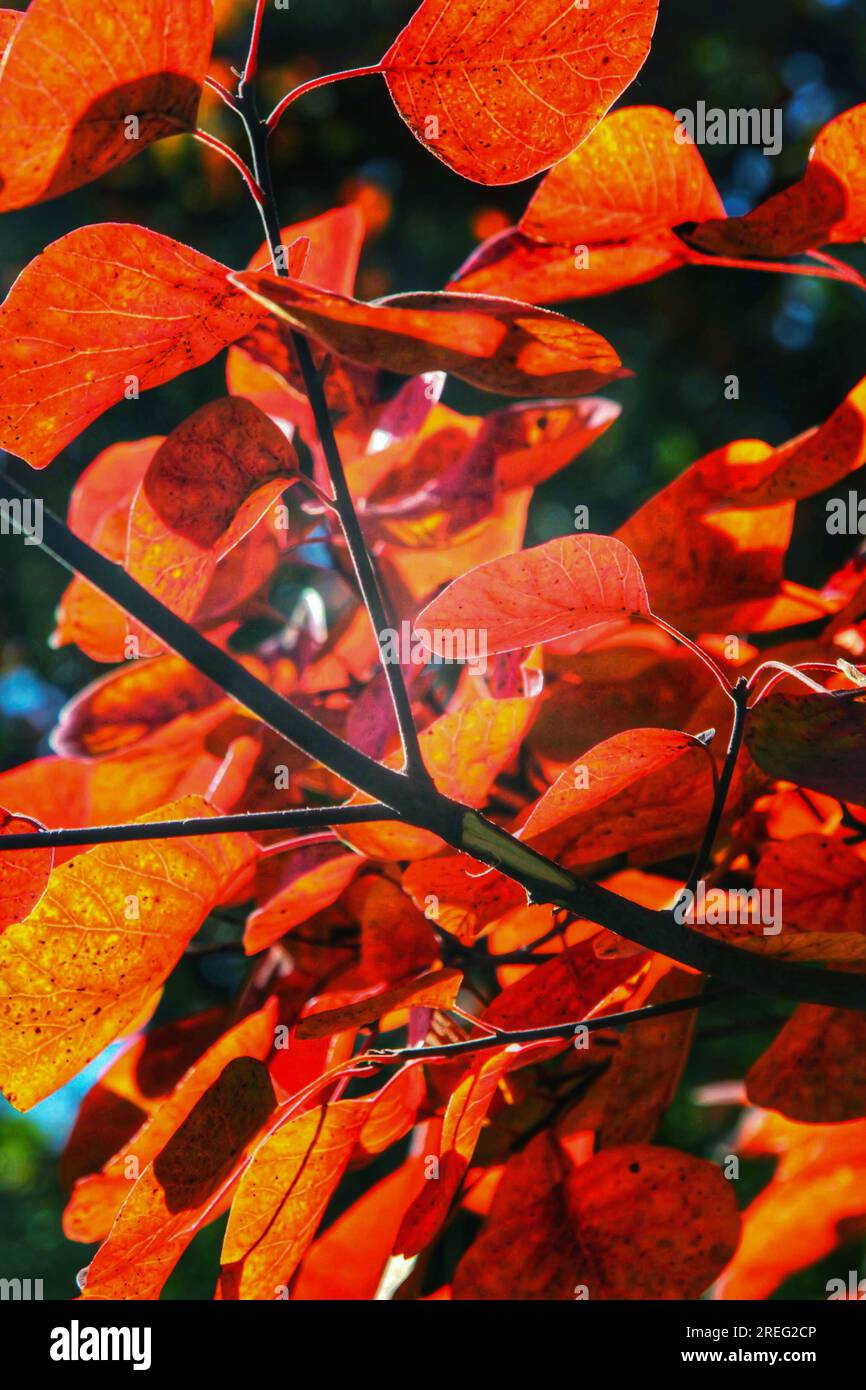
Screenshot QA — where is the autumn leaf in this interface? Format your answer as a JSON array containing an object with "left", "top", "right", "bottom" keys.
[
  {"left": 295, "top": 966, "right": 462, "bottom": 1039},
  {"left": 0, "top": 796, "right": 255, "bottom": 1110},
  {"left": 755, "top": 834, "right": 866, "bottom": 933},
  {"left": 746, "top": 691, "right": 866, "bottom": 803},
  {"left": 453, "top": 1138, "right": 739, "bottom": 1299},
  {"left": 394, "top": 1046, "right": 517, "bottom": 1257},
  {"left": 64, "top": 1000, "right": 277, "bottom": 1243},
  {"left": 716, "top": 1112, "right": 866, "bottom": 1299},
  {"left": 0, "top": 809, "right": 53, "bottom": 932},
  {"left": 219, "top": 1099, "right": 367, "bottom": 1299},
  {"left": 687, "top": 104, "right": 866, "bottom": 258},
  {"left": 244, "top": 849, "right": 362, "bottom": 954},
  {"left": 381, "top": 0, "right": 659, "bottom": 185},
  {"left": 230, "top": 274, "right": 629, "bottom": 398},
  {"left": 746, "top": 1006, "right": 866, "bottom": 1124},
  {"left": 59, "top": 1006, "right": 228, "bottom": 1192},
  {"left": 349, "top": 874, "right": 438, "bottom": 983},
  {"left": 126, "top": 397, "right": 298, "bottom": 650},
  {"left": 294, "top": 1158, "right": 425, "bottom": 1300},
  {"left": 52, "top": 655, "right": 227, "bottom": 760},
  {"left": 483, "top": 937, "right": 646, "bottom": 1033},
  {"left": 0, "top": 225, "right": 260, "bottom": 468},
  {"left": 417, "top": 533, "right": 649, "bottom": 656},
  {"left": 402, "top": 853, "right": 525, "bottom": 944},
  {"left": 80, "top": 1057, "right": 276, "bottom": 1300},
  {"left": 0, "top": 0, "right": 214, "bottom": 211},
  {"left": 561, "top": 969, "right": 700, "bottom": 1146}
]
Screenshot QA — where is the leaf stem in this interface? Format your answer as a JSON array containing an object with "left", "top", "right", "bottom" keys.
[
  {"left": 267, "top": 65, "right": 385, "bottom": 133},
  {"left": 688, "top": 247, "right": 866, "bottom": 291},
  {"left": 241, "top": 0, "right": 269, "bottom": 86},
  {"left": 192, "top": 129, "right": 265, "bottom": 204},
  {"left": 679, "top": 676, "right": 750, "bottom": 907},
  {"left": 649, "top": 614, "right": 735, "bottom": 702}
]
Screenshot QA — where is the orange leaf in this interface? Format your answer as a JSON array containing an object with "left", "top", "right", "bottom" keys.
[
  {"left": 348, "top": 875, "right": 438, "bottom": 983},
  {"left": 716, "top": 1114, "right": 866, "bottom": 1299},
  {"left": 219, "top": 1099, "right": 367, "bottom": 1299},
  {"left": 0, "top": 225, "right": 259, "bottom": 468},
  {"left": 395, "top": 1046, "right": 517, "bottom": 1256},
  {"left": 231, "top": 274, "right": 628, "bottom": 398},
  {"left": 0, "top": 796, "right": 255, "bottom": 1110},
  {"left": 522, "top": 106, "right": 723, "bottom": 245},
  {"left": 52, "top": 654, "right": 225, "bottom": 759},
  {"left": 688, "top": 104, "right": 866, "bottom": 257},
  {"left": 295, "top": 967, "right": 462, "bottom": 1039},
  {"left": 0, "top": 809, "right": 53, "bottom": 932},
  {"left": 126, "top": 397, "right": 298, "bottom": 651},
  {"left": 244, "top": 851, "right": 362, "bottom": 955},
  {"left": 294, "top": 1157, "right": 425, "bottom": 1300},
  {"left": 80, "top": 1057, "right": 276, "bottom": 1300},
  {"left": 64, "top": 1000, "right": 277, "bottom": 1243},
  {"left": 417, "top": 533, "right": 649, "bottom": 656},
  {"left": 402, "top": 853, "right": 526, "bottom": 944},
  {"left": 0, "top": 0, "right": 214, "bottom": 211},
  {"left": 521, "top": 726, "right": 715, "bottom": 865},
  {"left": 746, "top": 1005, "right": 866, "bottom": 1124},
  {"left": 483, "top": 937, "right": 646, "bottom": 1032},
  {"left": 561, "top": 969, "right": 700, "bottom": 1146},
  {"left": 381, "top": 0, "right": 659, "bottom": 185}
]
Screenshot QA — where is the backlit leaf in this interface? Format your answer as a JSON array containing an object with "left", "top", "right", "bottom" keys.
[
  {"left": 381, "top": 0, "right": 659, "bottom": 185},
  {"left": 0, "top": 0, "right": 214, "bottom": 211}
]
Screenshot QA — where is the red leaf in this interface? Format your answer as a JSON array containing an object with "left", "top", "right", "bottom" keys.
[
  {"left": 64, "top": 1000, "right": 277, "bottom": 1243},
  {"left": 0, "top": 0, "right": 214, "bottom": 210},
  {"left": 0, "top": 225, "right": 259, "bottom": 468},
  {"left": 417, "top": 533, "right": 649, "bottom": 656},
  {"left": 381, "top": 0, "right": 659, "bottom": 185},
  {"left": 0, "top": 809, "right": 53, "bottom": 932},
  {"left": 80, "top": 1057, "right": 276, "bottom": 1300},
  {"left": 687, "top": 104, "right": 866, "bottom": 257},
  {"left": 219, "top": 1099, "right": 368, "bottom": 1299},
  {"left": 126, "top": 397, "right": 298, "bottom": 649},
  {"left": 231, "top": 274, "right": 628, "bottom": 398}
]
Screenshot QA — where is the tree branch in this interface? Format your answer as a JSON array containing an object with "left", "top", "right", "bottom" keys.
[
  {"left": 0, "top": 470, "right": 426, "bottom": 823},
  {"left": 0, "top": 803, "right": 396, "bottom": 851},
  {"left": 236, "top": 84, "right": 433, "bottom": 789},
  {"left": 361, "top": 985, "right": 731, "bottom": 1066}
]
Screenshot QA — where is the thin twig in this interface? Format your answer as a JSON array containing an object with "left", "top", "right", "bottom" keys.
[
  {"left": 361, "top": 985, "right": 732, "bottom": 1066},
  {"left": 0, "top": 804, "right": 396, "bottom": 852}
]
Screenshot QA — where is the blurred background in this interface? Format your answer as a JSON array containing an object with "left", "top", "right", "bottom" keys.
[{"left": 1, "top": 0, "right": 865, "bottom": 1298}]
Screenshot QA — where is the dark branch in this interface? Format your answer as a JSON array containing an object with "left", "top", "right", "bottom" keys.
[{"left": 0, "top": 803, "right": 396, "bottom": 851}]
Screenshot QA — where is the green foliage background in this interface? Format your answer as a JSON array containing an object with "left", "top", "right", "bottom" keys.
[{"left": 1, "top": 0, "right": 865, "bottom": 1299}]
